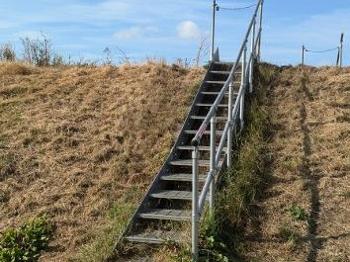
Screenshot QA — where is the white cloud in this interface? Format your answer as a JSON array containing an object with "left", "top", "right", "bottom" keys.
[
  {"left": 177, "top": 20, "right": 201, "bottom": 40},
  {"left": 114, "top": 26, "right": 158, "bottom": 40},
  {"left": 114, "top": 27, "right": 143, "bottom": 40}
]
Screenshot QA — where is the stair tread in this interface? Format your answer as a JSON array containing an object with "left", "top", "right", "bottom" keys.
[
  {"left": 139, "top": 209, "right": 191, "bottom": 221},
  {"left": 213, "top": 61, "right": 234, "bottom": 65},
  {"left": 125, "top": 231, "right": 181, "bottom": 244},
  {"left": 190, "top": 115, "right": 227, "bottom": 120},
  {"left": 169, "top": 159, "right": 223, "bottom": 167},
  {"left": 205, "top": 80, "right": 240, "bottom": 85},
  {"left": 184, "top": 130, "right": 224, "bottom": 135},
  {"left": 177, "top": 145, "right": 227, "bottom": 151},
  {"left": 205, "top": 80, "right": 226, "bottom": 84},
  {"left": 150, "top": 190, "right": 208, "bottom": 200},
  {"left": 201, "top": 91, "right": 239, "bottom": 95},
  {"left": 196, "top": 103, "right": 228, "bottom": 107},
  {"left": 161, "top": 173, "right": 206, "bottom": 182},
  {"left": 210, "top": 70, "right": 241, "bottom": 75}
]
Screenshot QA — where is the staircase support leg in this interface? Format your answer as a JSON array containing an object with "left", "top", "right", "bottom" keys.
[
  {"left": 240, "top": 46, "right": 247, "bottom": 130},
  {"left": 209, "top": 116, "right": 216, "bottom": 215},
  {"left": 227, "top": 82, "right": 233, "bottom": 168},
  {"left": 192, "top": 147, "right": 199, "bottom": 261}
]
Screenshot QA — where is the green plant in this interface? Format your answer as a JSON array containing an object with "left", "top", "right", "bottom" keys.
[
  {"left": 0, "top": 215, "right": 52, "bottom": 261},
  {"left": 289, "top": 204, "right": 308, "bottom": 221},
  {"left": 278, "top": 225, "right": 300, "bottom": 244}
]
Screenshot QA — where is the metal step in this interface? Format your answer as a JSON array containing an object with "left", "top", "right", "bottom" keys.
[
  {"left": 190, "top": 115, "right": 227, "bottom": 121},
  {"left": 139, "top": 209, "right": 191, "bottom": 221},
  {"left": 205, "top": 80, "right": 226, "bottom": 85},
  {"left": 176, "top": 145, "right": 227, "bottom": 152},
  {"left": 161, "top": 173, "right": 206, "bottom": 182},
  {"left": 205, "top": 80, "right": 241, "bottom": 85},
  {"left": 196, "top": 103, "right": 228, "bottom": 107},
  {"left": 125, "top": 231, "right": 181, "bottom": 244},
  {"left": 201, "top": 91, "right": 239, "bottom": 95},
  {"left": 150, "top": 190, "right": 195, "bottom": 200},
  {"left": 210, "top": 70, "right": 241, "bottom": 75},
  {"left": 213, "top": 61, "right": 234, "bottom": 65},
  {"left": 169, "top": 159, "right": 223, "bottom": 167},
  {"left": 184, "top": 130, "right": 224, "bottom": 135},
  {"left": 170, "top": 159, "right": 210, "bottom": 167}
]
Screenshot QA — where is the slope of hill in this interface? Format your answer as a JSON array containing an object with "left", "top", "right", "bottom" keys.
[
  {"left": 244, "top": 66, "right": 350, "bottom": 261},
  {"left": 0, "top": 62, "right": 204, "bottom": 261}
]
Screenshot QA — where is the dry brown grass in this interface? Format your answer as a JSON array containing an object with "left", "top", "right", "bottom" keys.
[
  {"left": 0, "top": 61, "right": 204, "bottom": 261},
  {"left": 244, "top": 66, "right": 350, "bottom": 261}
]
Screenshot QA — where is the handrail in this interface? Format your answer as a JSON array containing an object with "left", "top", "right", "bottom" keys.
[
  {"left": 191, "top": 0, "right": 264, "bottom": 260},
  {"left": 191, "top": 0, "right": 262, "bottom": 147}
]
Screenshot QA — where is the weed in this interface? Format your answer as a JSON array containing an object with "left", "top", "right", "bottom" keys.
[
  {"left": 289, "top": 204, "right": 308, "bottom": 221},
  {"left": 0, "top": 215, "right": 52, "bottom": 262},
  {"left": 340, "top": 191, "right": 350, "bottom": 199},
  {"left": 0, "top": 43, "right": 16, "bottom": 62},
  {"left": 21, "top": 33, "right": 52, "bottom": 66},
  {"left": 0, "top": 153, "right": 18, "bottom": 181},
  {"left": 278, "top": 224, "right": 301, "bottom": 245}
]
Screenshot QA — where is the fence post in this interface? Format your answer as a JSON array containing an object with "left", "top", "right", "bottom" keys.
[
  {"left": 209, "top": 115, "right": 216, "bottom": 214},
  {"left": 340, "top": 33, "right": 344, "bottom": 68},
  {"left": 240, "top": 45, "right": 247, "bottom": 130},
  {"left": 227, "top": 81, "right": 233, "bottom": 168},
  {"left": 192, "top": 147, "right": 199, "bottom": 261},
  {"left": 302, "top": 45, "right": 305, "bottom": 66},
  {"left": 249, "top": 17, "right": 256, "bottom": 93}
]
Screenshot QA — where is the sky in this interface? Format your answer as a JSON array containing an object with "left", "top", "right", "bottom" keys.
[{"left": 0, "top": 0, "right": 350, "bottom": 66}]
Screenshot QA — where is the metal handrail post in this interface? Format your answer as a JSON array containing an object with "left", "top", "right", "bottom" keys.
[
  {"left": 257, "top": 0, "right": 264, "bottom": 61},
  {"left": 227, "top": 82, "right": 233, "bottom": 168},
  {"left": 240, "top": 45, "right": 247, "bottom": 130},
  {"left": 209, "top": 116, "right": 216, "bottom": 214},
  {"left": 249, "top": 18, "right": 256, "bottom": 93},
  {"left": 210, "top": 0, "right": 218, "bottom": 61},
  {"left": 192, "top": 147, "right": 199, "bottom": 261}
]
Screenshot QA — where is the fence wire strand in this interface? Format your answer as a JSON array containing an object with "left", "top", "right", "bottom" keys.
[
  {"left": 305, "top": 47, "right": 339, "bottom": 53},
  {"left": 218, "top": 3, "right": 257, "bottom": 11}
]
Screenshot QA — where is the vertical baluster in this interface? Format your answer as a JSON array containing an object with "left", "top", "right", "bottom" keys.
[
  {"left": 249, "top": 18, "right": 256, "bottom": 93},
  {"left": 209, "top": 115, "right": 216, "bottom": 214},
  {"left": 192, "top": 147, "right": 199, "bottom": 261},
  {"left": 240, "top": 45, "right": 247, "bottom": 130},
  {"left": 257, "top": 0, "right": 264, "bottom": 61}
]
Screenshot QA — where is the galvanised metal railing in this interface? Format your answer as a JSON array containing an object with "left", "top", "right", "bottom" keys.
[{"left": 190, "top": 0, "right": 264, "bottom": 259}]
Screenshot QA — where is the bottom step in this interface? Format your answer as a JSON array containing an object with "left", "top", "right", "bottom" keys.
[{"left": 125, "top": 231, "right": 182, "bottom": 245}]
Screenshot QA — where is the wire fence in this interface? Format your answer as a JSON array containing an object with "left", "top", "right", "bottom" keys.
[{"left": 217, "top": 3, "right": 257, "bottom": 11}]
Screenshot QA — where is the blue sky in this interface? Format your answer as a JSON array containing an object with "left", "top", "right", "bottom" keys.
[{"left": 0, "top": 0, "right": 349, "bottom": 65}]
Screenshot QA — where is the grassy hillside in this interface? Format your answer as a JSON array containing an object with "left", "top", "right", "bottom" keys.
[
  {"left": 244, "top": 66, "right": 350, "bottom": 261},
  {"left": 0, "top": 62, "right": 204, "bottom": 261}
]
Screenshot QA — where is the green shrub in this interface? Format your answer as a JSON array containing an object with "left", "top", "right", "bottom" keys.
[
  {"left": 289, "top": 204, "right": 308, "bottom": 221},
  {"left": 0, "top": 216, "right": 52, "bottom": 261}
]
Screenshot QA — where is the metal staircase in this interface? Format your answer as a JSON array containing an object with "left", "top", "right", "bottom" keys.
[
  {"left": 120, "top": 0, "right": 264, "bottom": 259},
  {"left": 123, "top": 61, "right": 238, "bottom": 244}
]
